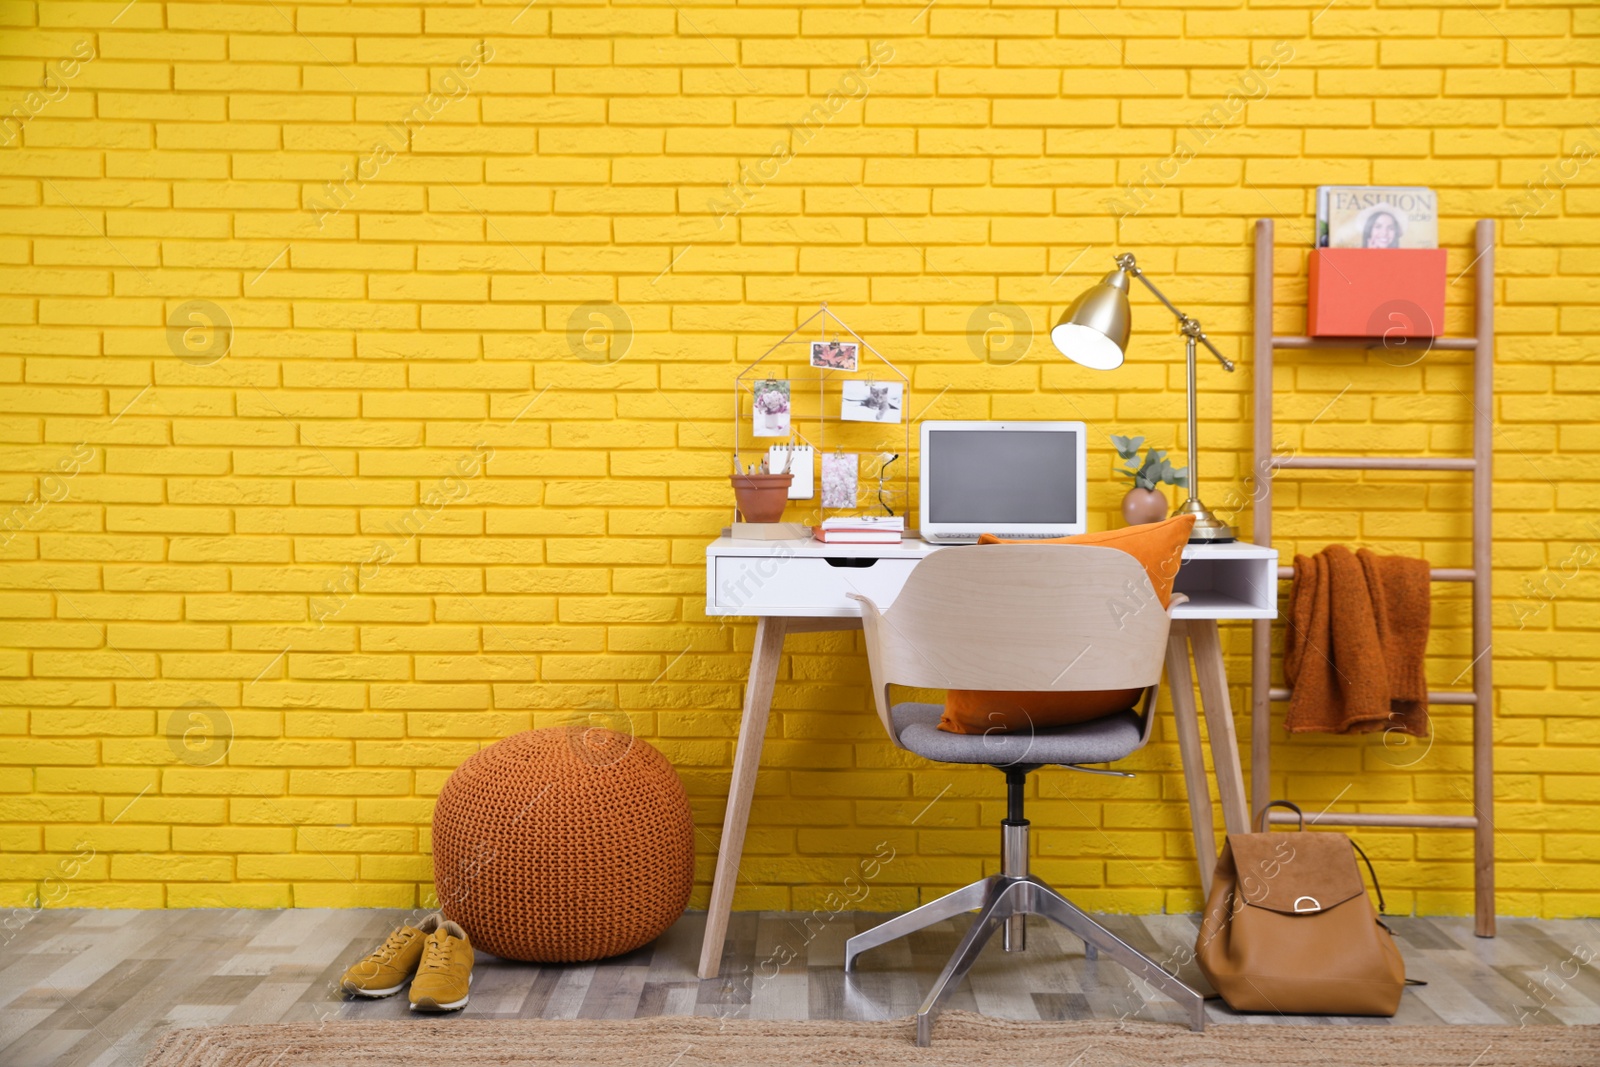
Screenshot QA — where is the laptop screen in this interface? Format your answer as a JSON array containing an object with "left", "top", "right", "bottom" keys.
[{"left": 926, "top": 428, "right": 1080, "bottom": 526}]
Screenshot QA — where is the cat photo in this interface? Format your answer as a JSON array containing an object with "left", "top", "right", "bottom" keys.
[{"left": 840, "top": 380, "right": 903, "bottom": 423}]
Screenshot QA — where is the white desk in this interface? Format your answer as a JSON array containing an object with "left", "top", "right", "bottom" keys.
[{"left": 697, "top": 534, "right": 1279, "bottom": 979}]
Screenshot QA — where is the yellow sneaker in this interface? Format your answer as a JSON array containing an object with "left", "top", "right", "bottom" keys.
[
  {"left": 408, "top": 919, "right": 473, "bottom": 1012},
  {"left": 340, "top": 913, "right": 441, "bottom": 998}
]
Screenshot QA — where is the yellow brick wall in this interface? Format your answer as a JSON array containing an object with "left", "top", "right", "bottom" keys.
[{"left": 0, "top": 1, "right": 1596, "bottom": 920}]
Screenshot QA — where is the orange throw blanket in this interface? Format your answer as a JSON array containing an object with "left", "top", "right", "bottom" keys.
[{"left": 1284, "top": 546, "right": 1431, "bottom": 736}]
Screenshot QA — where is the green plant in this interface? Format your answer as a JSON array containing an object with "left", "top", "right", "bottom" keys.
[{"left": 1110, "top": 434, "right": 1188, "bottom": 492}]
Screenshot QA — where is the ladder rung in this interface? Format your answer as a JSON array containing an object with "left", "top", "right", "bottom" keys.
[
  {"left": 1268, "top": 687, "right": 1476, "bottom": 705},
  {"left": 1276, "top": 566, "right": 1475, "bottom": 582},
  {"left": 1266, "top": 811, "right": 1478, "bottom": 829},
  {"left": 1272, "top": 335, "right": 1479, "bottom": 352},
  {"left": 1272, "top": 456, "right": 1476, "bottom": 472}
]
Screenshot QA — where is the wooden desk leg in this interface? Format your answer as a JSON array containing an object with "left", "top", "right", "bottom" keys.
[
  {"left": 697, "top": 616, "right": 788, "bottom": 980},
  {"left": 1165, "top": 622, "right": 1216, "bottom": 898},
  {"left": 1189, "top": 619, "right": 1251, "bottom": 840}
]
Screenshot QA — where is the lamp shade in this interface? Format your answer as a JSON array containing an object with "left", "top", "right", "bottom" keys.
[{"left": 1051, "top": 267, "right": 1132, "bottom": 371}]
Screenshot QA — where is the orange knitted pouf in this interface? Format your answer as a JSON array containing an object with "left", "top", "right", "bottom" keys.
[{"left": 431, "top": 726, "right": 694, "bottom": 963}]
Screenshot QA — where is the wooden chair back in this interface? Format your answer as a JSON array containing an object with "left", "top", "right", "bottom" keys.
[{"left": 849, "top": 544, "right": 1174, "bottom": 749}]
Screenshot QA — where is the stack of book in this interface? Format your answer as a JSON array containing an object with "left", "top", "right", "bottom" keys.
[{"left": 813, "top": 515, "right": 905, "bottom": 544}]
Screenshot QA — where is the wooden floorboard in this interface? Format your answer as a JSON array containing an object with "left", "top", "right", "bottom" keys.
[{"left": 0, "top": 908, "right": 1592, "bottom": 1064}]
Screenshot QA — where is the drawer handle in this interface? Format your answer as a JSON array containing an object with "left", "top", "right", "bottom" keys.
[{"left": 824, "top": 557, "right": 879, "bottom": 569}]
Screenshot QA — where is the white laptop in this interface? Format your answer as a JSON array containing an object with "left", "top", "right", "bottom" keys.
[{"left": 918, "top": 421, "right": 1088, "bottom": 544}]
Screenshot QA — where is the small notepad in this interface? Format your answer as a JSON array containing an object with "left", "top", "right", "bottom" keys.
[{"left": 769, "top": 444, "right": 814, "bottom": 500}]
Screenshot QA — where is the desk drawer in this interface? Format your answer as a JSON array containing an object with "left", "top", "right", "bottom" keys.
[{"left": 710, "top": 555, "right": 920, "bottom": 616}]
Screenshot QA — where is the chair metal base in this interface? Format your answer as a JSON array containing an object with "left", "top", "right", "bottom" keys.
[{"left": 844, "top": 874, "right": 1206, "bottom": 1046}]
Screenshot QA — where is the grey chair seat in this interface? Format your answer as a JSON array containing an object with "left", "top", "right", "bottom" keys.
[{"left": 890, "top": 702, "right": 1145, "bottom": 766}]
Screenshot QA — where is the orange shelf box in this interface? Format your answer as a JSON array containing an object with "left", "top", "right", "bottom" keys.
[{"left": 1307, "top": 248, "right": 1446, "bottom": 338}]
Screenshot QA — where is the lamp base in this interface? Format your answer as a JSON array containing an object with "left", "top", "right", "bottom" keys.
[{"left": 1176, "top": 497, "right": 1235, "bottom": 544}]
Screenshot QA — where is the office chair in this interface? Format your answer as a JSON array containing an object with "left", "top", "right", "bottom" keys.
[{"left": 844, "top": 544, "right": 1206, "bottom": 1045}]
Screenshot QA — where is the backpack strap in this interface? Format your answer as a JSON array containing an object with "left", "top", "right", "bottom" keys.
[
  {"left": 1252, "top": 800, "right": 1304, "bottom": 834},
  {"left": 1349, "top": 839, "right": 1386, "bottom": 915}
]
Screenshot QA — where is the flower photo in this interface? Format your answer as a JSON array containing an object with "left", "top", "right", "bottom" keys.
[
  {"left": 821, "top": 451, "right": 857, "bottom": 508},
  {"left": 751, "top": 379, "right": 790, "bottom": 437},
  {"left": 809, "top": 340, "right": 858, "bottom": 372}
]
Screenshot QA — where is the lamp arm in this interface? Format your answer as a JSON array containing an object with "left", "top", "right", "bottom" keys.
[{"left": 1118, "top": 254, "right": 1236, "bottom": 372}]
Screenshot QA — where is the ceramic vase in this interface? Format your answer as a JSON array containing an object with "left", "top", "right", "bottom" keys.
[{"left": 1121, "top": 486, "right": 1169, "bottom": 526}]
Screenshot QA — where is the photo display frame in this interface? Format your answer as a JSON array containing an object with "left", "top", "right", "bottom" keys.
[{"left": 733, "top": 303, "right": 911, "bottom": 526}]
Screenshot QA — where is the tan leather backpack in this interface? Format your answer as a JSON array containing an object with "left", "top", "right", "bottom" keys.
[{"left": 1195, "top": 801, "right": 1407, "bottom": 1016}]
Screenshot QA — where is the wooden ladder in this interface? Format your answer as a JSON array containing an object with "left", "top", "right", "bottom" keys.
[{"left": 1249, "top": 217, "right": 1496, "bottom": 937}]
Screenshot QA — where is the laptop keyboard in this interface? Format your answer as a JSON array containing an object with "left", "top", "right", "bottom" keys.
[{"left": 930, "top": 532, "right": 1064, "bottom": 542}]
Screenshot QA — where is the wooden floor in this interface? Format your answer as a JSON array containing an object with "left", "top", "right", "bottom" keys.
[{"left": 1, "top": 908, "right": 1596, "bottom": 1066}]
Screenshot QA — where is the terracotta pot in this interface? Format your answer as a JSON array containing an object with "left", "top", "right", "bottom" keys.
[
  {"left": 1121, "top": 486, "right": 1169, "bottom": 526},
  {"left": 731, "top": 473, "right": 793, "bottom": 523}
]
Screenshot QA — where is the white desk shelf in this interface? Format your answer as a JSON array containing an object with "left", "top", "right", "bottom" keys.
[
  {"left": 1170, "top": 541, "right": 1279, "bottom": 620},
  {"left": 706, "top": 535, "right": 1279, "bottom": 620}
]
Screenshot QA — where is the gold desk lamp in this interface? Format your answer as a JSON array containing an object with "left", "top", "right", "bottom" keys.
[{"left": 1051, "top": 253, "right": 1238, "bottom": 544}]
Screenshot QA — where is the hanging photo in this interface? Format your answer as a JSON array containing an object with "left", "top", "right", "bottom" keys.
[
  {"left": 751, "top": 379, "right": 790, "bottom": 437},
  {"left": 840, "top": 380, "right": 903, "bottom": 423},
  {"left": 821, "top": 452, "right": 858, "bottom": 509},
  {"left": 810, "top": 340, "right": 858, "bottom": 372}
]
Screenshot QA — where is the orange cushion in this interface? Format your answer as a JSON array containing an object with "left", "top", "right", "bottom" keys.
[
  {"left": 938, "top": 514, "right": 1195, "bottom": 735},
  {"left": 975, "top": 512, "right": 1195, "bottom": 607}
]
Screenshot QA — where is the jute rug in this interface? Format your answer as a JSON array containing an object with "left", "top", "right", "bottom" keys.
[{"left": 140, "top": 1012, "right": 1598, "bottom": 1067}]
